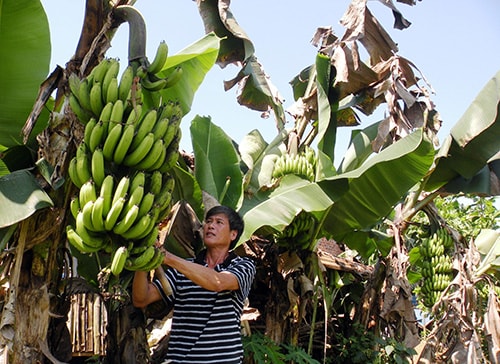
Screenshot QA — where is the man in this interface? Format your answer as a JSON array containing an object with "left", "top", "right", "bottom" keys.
[{"left": 132, "top": 205, "right": 256, "bottom": 364}]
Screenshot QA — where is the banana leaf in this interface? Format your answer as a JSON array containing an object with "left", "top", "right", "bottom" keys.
[
  {"left": 0, "top": 0, "right": 51, "bottom": 148},
  {"left": 190, "top": 115, "right": 244, "bottom": 210},
  {"left": 320, "top": 129, "right": 434, "bottom": 241},
  {"left": 0, "top": 169, "right": 53, "bottom": 228},
  {"left": 239, "top": 129, "right": 434, "bottom": 257},
  {"left": 425, "top": 69, "right": 500, "bottom": 194}
]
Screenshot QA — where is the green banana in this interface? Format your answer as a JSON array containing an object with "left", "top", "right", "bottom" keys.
[
  {"left": 138, "top": 226, "right": 159, "bottom": 248},
  {"left": 141, "top": 74, "right": 168, "bottom": 91},
  {"left": 100, "top": 175, "right": 114, "bottom": 216},
  {"left": 123, "top": 132, "right": 155, "bottom": 167},
  {"left": 89, "top": 82, "right": 104, "bottom": 116},
  {"left": 66, "top": 225, "right": 101, "bottom": 254},
  {"left": 137, "top": 192, "right": 155, "bottom": 218},
  {"left": 120, "top": 213, "right": 154, "bottom": 240},
  {"left": 105, "top": 77, "right": 119, "bottom": 104},
  {"left": 68, "top": 157, "right": 82, "bottom": 188},
  {"left": 110, "top": 99, "right": 125, "bottom": 124},
  {"left": 163, "top": 66, "right": 183, "bottom": 88},
  {"left": 77, "top": 78, "right": 92, "bottom": 111},
  {"left": 152, "top": 117, "right": 170, "bottom": 141},
  {"left": 135, "top": 138, "right": 165, "bottom": 171},
  {"left": 102, "top": 58, "right": 120, "bottom": 101},
  {"left": 88, "top": 59, "right": 109, "bottom": 83},
  {"left": 118, "top": 65, "right": 134, "bottom": 103},
  {"left": 83, "top": 117, "right": 97, "bottom": 147},
  {"left": 147, "top": 141, "right": 167, "bottom": 171},
  {"left": 91, "top": 196, "right": 106, "bottom": 232},
  {"left": 104, "top": 196, "right": 126, "bottom": 231},
  {"left": 76, "top": 210, "right": 104, "bottom": 248},
  {"left": 112, "top": 176, "right": 130, "bottom": 207},
  {"left": 68, "top": 73, "right": 81, "bottom": 98},
  {"left": 110, "top": 246, "right": 128, "bottom": 276},
  {"left": 162, "top": 119, "right": 180, "bottom": 148},
  {"left": 148, "top": 170, "right": 163, "bottom": 195},
  {"left": 126, "top": 184, "right": 144, "bottom": 211},
  {"left": 99, "top": 101, "right": 114, "bottom": 122},
  {"left": 125, "top": 104, "right": 143, "bottom": 126},
  {"left": 113, "top": 204, "right": 140, "bottom": 235},
  {"left": 139, "top": 248, "right": 164, "bottom": 271},
  {"left": 81, "top": 200, "right": 96, "bottom": 231},
  {"left": 78, "top": 179, "right": 97, "bottom": 208},
  {"left": 147, "top": 40, "right": 168, "bottom": 75},
  {"left": 76, "top": 143, "right": 92, "bottom": 183},
  {"left": 130, "top": 109, "right": 157, "bottom": 150},
  {"left": 126, "top": 245, "right": 156, "bottom": 271},
  {"left": 130, "top": 171, "right": 146, "bottom": 192},
  {"left": 69, "top": 93, "right": 92, "bottom": 123},
  {"left": 158, "top": 134, "right": 180, "bottom": 173},
  {"left": 91, "top": 148, "right": 105, "bottom": 188},
  {"left": 102, "top": 123, "right": 123, "bottom": 161},
  {"left": 88, "top": 120, "right": 106, "bottom": 153},
  {"left": 113, "top": 123, "right": 135, "bottom": 165},
  {"left": 70, "top": 196, "right": 80, "bottom": 220}
]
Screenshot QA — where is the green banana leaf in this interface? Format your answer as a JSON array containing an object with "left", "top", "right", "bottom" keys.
[
  {"left": 239, "top": 175, "right": 334, "bottom": 245},
  {"left": 190, "top": 115, "right": 244, "bottom": 210},
  {"left": 239, "top": 129, "right": 434, "bottom": 257},
  {"left": 321, "top": 129, "right": 434, "bottom": 241},
  {"left": 0, "top": 169, "right": 53, "bottom": 228},
  {"left": 157, "top": 33, "right": 221, "bottom": 116},
  {"left": 0, "top": 0, "right": 51, "bottom": 148},
  {"left": 238, "top": 128, "right": 288, "bottom": 194},
  {"left": 171, "top": 164, "right": 204, "bottom": 220},
  {"left": 472, "top": 229, "right": 500, "bottom": 278},
  {"left": 425, "top": 69, "right": 500, "bottom": 194}
]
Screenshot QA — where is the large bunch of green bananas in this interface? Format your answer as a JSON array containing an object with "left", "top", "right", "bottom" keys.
[
  {"left": 66, "top": 43, "right": 183, "bottom": 277},
  {"left": 272, "top": 146, "right": 316, "bottom": 182},
  {"left": 417, "top": 228, "right": 455, "bottom": 308},
  {"left": 274, "top": 210, "right": 317, "bottom": 251}
]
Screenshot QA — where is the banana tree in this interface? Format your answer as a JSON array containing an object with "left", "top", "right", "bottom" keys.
[{"left": 0, "top": 0, "right": 221, "bottom": 362}]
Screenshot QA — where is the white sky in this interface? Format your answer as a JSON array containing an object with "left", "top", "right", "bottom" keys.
[{"left": 42, "top": 0, "right": 500, "bottom": 163}]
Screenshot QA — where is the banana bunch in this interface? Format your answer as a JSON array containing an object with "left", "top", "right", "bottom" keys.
[
  {"left": 67, "top": 170, "right": 175, "bottom": 275},
  {"left": 68, "top": 58, "right": 141, "bottom": 124},
  {"left": 272, "top": 146, "right": 316, "bottom": 182},
  {"left": 417, "top": 228, "right": 455, "bottom": 308},
  {"left": 274, "top": 211, "right": 317, "bottom": 251},
  {"left": 66, "top": 50, "right": 184, "bottom": 277}
]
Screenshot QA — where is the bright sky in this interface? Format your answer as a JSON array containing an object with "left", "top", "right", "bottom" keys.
[{"left": 42, "top": 0, "right": 500, "bottom": 164}]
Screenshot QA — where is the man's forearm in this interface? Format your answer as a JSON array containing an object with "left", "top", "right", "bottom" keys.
[
  {"left": 132, "top": 270, "right": 155, "bottom": 307},
  {"left": 163, "top": 251, "right": 238, "bottom": 292}
]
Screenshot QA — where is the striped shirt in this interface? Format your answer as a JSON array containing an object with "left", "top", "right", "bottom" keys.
[{"left": 153, "top": 250, "right": 256, "bottom": 364}]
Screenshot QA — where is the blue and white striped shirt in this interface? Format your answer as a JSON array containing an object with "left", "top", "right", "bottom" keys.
[{"left": 153, "top": 250, "right": 256, "bottom": 364}]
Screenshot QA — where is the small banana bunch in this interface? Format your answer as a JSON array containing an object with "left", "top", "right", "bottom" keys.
[
  {"left": 417, "top": 228, "right": 455, "bottom": 308},
  {"left": 135, "top": 41, "right": 183, "bottom": 92},
  {"left": 272, "top": 146, "right": 316, "bottom": 182},
  {"left": 66, "top": 49, "right": 184, "bottom": 277},
  {"left": 274, "top": 211, "right": 317, "bottom": 251}
]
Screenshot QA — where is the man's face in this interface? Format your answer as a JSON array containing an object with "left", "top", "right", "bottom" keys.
[{"left": 203, "top": 213, "right": 237, "bottom": 249}]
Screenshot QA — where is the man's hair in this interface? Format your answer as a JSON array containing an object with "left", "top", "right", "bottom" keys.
[{"left": 205, "top": 205, "right": 244, "bottom": 249}]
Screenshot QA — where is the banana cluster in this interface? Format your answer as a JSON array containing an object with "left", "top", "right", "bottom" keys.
[
  {"left": 272, "top": 146, "right": 316, "bottom": 182},
  {"left": 66, "top": 49, "right": 183, "bottom": 277},
  {"left": 137, "top": 40, "right": 183, "bottom": 92},
  {"left": 274, "top": 211, "right": 317, "bottom": 251},
  {"left": 417, "top": 228, "right": 455, "bottom": 308}
]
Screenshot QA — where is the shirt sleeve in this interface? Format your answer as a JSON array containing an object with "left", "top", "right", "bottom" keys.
[
  {"left": 226, "top": 257, "right": 256, "bottom": 301},
  {"left": 152, "top": 266, "right": 177, "bottom": 305}
]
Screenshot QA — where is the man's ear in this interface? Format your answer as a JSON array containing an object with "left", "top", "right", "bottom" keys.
[{"left": 230, "top": 229, "right": 238, "bottom": 242}]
